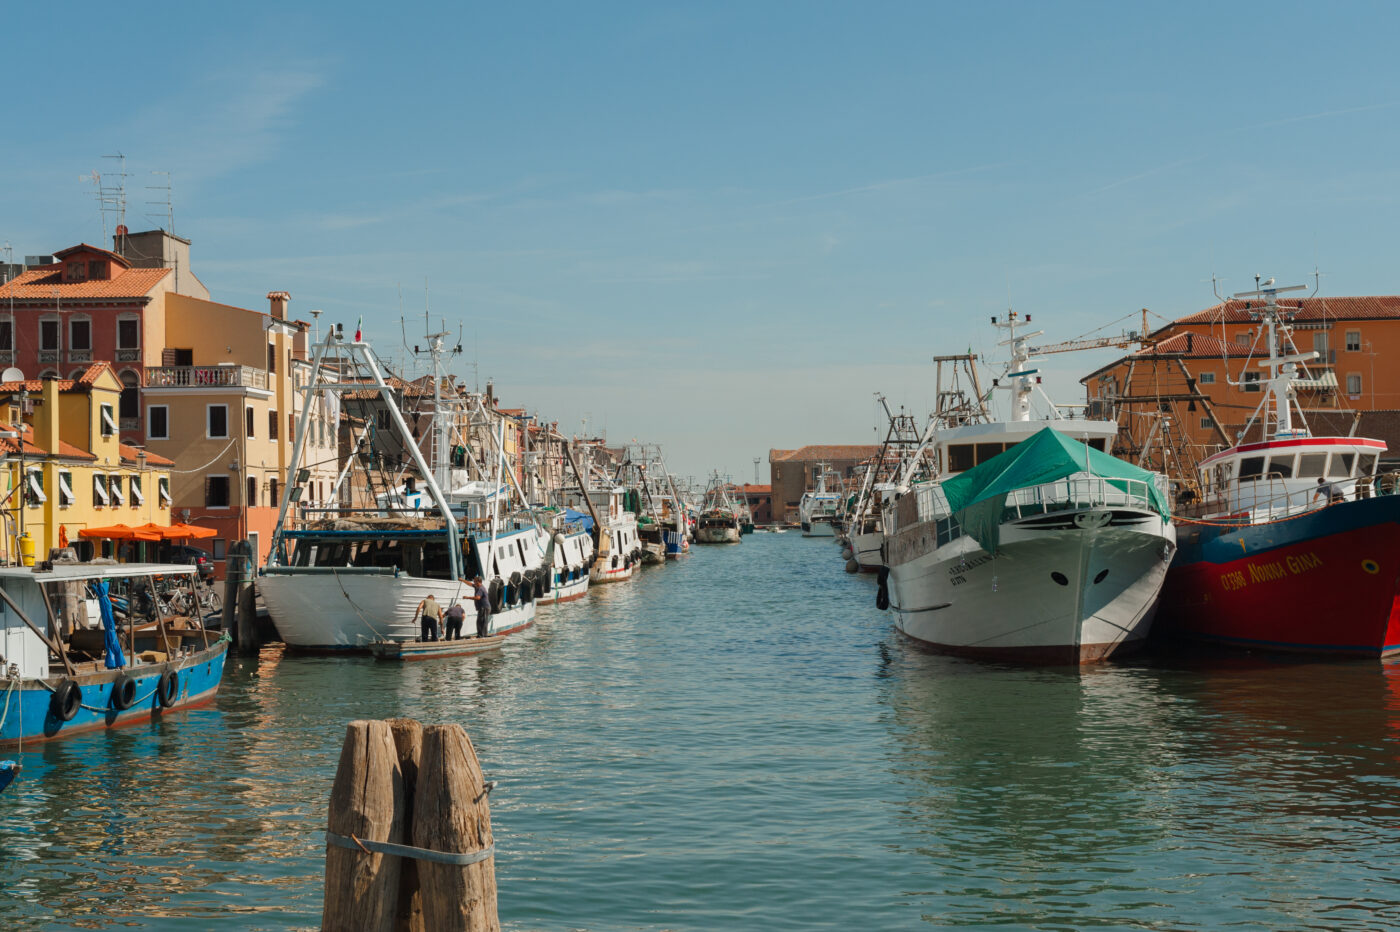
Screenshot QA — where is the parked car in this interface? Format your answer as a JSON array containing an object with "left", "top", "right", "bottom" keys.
[{"left": 168, "top": 546, "right": 216, "bottom": 580}]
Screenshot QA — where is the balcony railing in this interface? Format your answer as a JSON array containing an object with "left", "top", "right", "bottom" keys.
[
  {"left": 38, "top": 350, "right": 58, "bottom": 363},
  {"left": 68, "top": 349, "right": 92, "bottom": 363},
  {"left": 144, "top": 365, "right": 269, "bottom": 390},
  {"left": 115, "top": 348, "right": 141, "bottom": 362}
]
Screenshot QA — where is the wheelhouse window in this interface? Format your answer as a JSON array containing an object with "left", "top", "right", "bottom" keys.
[
  {"left": 947, "top": 444, "right": 975, "bottom": 472},
  {"left": 1329, "top": 453, "right": 1355, "bottom": 478},
  {"left": 975, "top": 443, "right": 1004, "bottom": 465},
  {"left": 1238, "top": 457, "right": 1265, "bottom": 481},
  {"left": 1265, "top": 455, "right": 1294, "bottom": 479},
  {"left": 1298, "top": 453, "right": 1328, "bottom": 477},
  {"left": 1359, "top": 453, "right": 1379, "bottom": 476}
]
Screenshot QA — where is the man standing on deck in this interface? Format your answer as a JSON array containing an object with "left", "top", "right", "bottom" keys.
[
  {"left": 471, "top": 575, "right": 491, "bottom": 638},
  {"left": 416, "top": 594, "right": 442, "bottom": 642}
]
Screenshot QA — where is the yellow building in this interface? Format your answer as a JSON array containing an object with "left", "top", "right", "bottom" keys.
[{"left": 0, "top": 364, "right": 174, "bottom": 562}]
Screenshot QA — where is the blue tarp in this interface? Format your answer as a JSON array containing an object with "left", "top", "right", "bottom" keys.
[
  {"left": 564, "top": 508, "right": 595, "bottom": 532},
  {"left": 95, "top": 580, "right": 125, "bottom": 669}
]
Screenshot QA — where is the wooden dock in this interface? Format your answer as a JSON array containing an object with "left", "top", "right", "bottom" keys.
[{"left": 370, "top": 636, "right": 506, "bottom": 662}]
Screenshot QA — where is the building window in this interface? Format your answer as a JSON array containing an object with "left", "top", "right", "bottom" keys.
[
  {"left": 119, "top": 371, "right": 139, "bottom": 420},
  {"left": 208, "top": 404, "right": 229, "bottom": 439},
  {"left": 1346, "top": 330, "right": 1362, "bottom": 352},
  {"left": 93, "top": 474, "right": 109, "bottom": 506},
  {"left": 1347, "top": 373, "right": 1363, "bottom": 395},
  {"left": 69, "top": 318, "right": 91, "bottom": 351},
  {"left": 0, "top": 320, "right": 12, "bottom": 351},
  {"left": 212, "top": 538, "right": 227, "bottom": 559},
  {"left": 40, "top": 318, "right": 60, "bottom": 351},
  {"left": 1243, "top": 372, "right": 1261, "bottom": 393},
  {"left": 25, "top": 469, "right": 45, "bottom": 506},
  {"left": 1235, "top": 332, "right": 1250, "bottom": 347},
  {"left": 269, "top": 478, "right": 279, "bottom": 507},
  {"left": 269, "top": 409, "right": 279, "bottom": 441},
  {"left": 288, "top": 411, "right": 295, "bottom": 440},
  {"left": 246, "top": 475, "right": 258, "bottom": 507},
  {"left": 110, "top": 475, "right": 125, "bottom": 506},
  {"left": 268, "top": 343, "right": 277, "bottom": 373},
  {"left": 158, "top": 476, "right": 171, "bottom": 506},
  {"left": 246, "top": 406, "right": 256, "bottom": 438},
  {"left": 100, "top": 403, "right": 117, "bottom": 436},
  {"left": 148, "top": 405, "right": 169, "bottom": 439},
  {"left": 1198, "top": 371, "right": 1216, "bottom": 384},
  {"left": 57, "top": 470, "right": 75, "bottom": 507},
  {"left": 131, "top": 475, "right": 144, "bottom": 505},
  {"left": 206, "top": 475, "right": 231, "bottom": 508},
  {"left": 117, "top": 317, "right": 140, "bottom": 350},
  {"left": 376, "top": 409, "right": 390, "bottom": 431},
  {"left": 1200, "top": 417, "right": 1212, "bottom": 429}
]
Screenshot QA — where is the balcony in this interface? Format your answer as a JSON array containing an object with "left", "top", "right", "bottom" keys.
[
  {"left": 38, "top": 350, "right": 58, "bottom": 363},
  {"left": 116, "top": 348, "right": 141, "bottom": 362},
  {"left": 144, "top": 365, "right": 269, "bottom": 391},
  {"left": 68, "top": 349, "right": 92, "bottom": 363}
]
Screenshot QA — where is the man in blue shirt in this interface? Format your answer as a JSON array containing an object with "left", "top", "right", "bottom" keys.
[{"left": 471, "top": 575, "right": 491, "bottom": 638}]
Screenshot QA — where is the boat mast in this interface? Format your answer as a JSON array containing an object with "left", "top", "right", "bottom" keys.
[
  {"left": 992, "top": 310, "right": 1045, "bottom": 423},
  {"left": 1229, "top": 278, "right": 1315, "bottom": 442}
]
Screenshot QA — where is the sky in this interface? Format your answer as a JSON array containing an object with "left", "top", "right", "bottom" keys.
[{"left": 5, "top": 1, "right": 1400, "bottom": 482}]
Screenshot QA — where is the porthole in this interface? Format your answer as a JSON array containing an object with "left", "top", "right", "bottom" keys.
[
  {"left": 1093, "top": 569, "right": 1109, "bottom": 584},
  {"left": 1050, "top": 572, "right": 1069, "bottom": 586}
]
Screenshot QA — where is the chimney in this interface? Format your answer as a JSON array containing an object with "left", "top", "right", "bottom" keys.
[
  {"left": 1186, "top": 333, "right": 1193, "bottom": 353},
  {"left": 267, "top": 291, "right": 291, "bottom": 321}
]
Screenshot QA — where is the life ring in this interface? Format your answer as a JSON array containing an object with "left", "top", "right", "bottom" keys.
[
  {"left": 111, "top": 672, "right": 137, "bottom": 711},
  {"left": 156, "top": 670, "right": 180, "bottom": 708},
  {"left": 51, "top": 678, "right": 82, "bottom": 721}
]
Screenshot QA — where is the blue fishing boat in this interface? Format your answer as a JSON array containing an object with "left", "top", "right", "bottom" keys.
[{"left": 0, "top": 562, "right": 228, "bottom": 748}]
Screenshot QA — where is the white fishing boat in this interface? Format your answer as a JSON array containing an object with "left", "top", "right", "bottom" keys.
[
  {"left": 585, "top": 487, "right": 641, "bottom": 583},
  {"left": 543, "top": 509, "right": 594, "bottom": 604},
  {"left": 878, "top": 314, "right": 1176, "bottom": 663},
  {"left": 695, "top": 474, "right": 742, "bottom": 543},
  {"left": 798, "top": 466, "right": 841, "bottom": 537},
  {"left": 259, "top": 322, "right": 546, "bottom": 650}
]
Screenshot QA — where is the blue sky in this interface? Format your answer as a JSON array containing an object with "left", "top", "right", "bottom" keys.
[{"left": 5, "top": 1, "right": 1400, "bottom": 480}]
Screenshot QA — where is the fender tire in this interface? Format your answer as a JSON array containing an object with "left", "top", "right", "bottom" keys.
[
  {"left": 488, "top": 578, "right": 504, "bottom": 613},
  {"left": 111, "top": 672, "right": 137, "bottom": 711},
  {"left": 156, "top": 670, "right": 179, "bottom": 708},
  {"left": 52, "top": 678, "right": 82, "bottom": 722}
]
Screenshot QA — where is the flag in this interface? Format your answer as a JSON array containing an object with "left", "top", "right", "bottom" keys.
[{"left": 354, "top": 316, "right": 363, "bottom": 342}]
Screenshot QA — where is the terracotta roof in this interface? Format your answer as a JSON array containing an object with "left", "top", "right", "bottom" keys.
[
  {"left": 1176, "top": 296, "right": 1400, "bottom": 325},
  {"left": 0, "top": 362, "right": 114, "bottom": 394},
  {"left": 0, "top": 422, "right": 95, "bottom": 460},
  {"left": 772, "top": 444, "right": 882, "bottom": 462},
  {"left": 0, "top": 266, "right": 170, "bottom": 301},
  {"left": 739, "top": 484, "right": 771, "bottom": 493},
  {"left": 54, "top": 243, "right": 130, "bottom": 267},
  {"left": 120, "top": 444, "right": 174, "bottom": 467},
  {"left": 1134, "top": 332, "right": 1246, "bottom": 358}
]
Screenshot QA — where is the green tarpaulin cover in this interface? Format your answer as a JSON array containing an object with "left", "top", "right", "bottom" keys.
[{"left": 939, "top": 426, "right": 1169, "bottom": 554}]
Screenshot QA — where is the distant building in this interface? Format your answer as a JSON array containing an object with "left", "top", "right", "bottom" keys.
[
  {"left": 736, "top": 484, "right": 773, "bottom": 524},
  {"left": 769, "top": 445, "right": 881, "bottom": 523}
]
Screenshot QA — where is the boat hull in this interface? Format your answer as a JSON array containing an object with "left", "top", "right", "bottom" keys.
[
  {"left": 886, "top": 508, "right": 1174, "bottom": 663},
  {"left": 371, "top": 635, "right": 505, "bottom": 661},
  {"left": 801, "top": 520, "right": 835, "bottom": 537},
  {"left": 696, "top": 527, "right": 741, "bottom": 543},
  {"left": 0, "top": 639, "right": 229, "bottom": 748},
  {"left": 852, "top": 529, "right": 883, "bottom": 572},
  {"left": 259, "top": 572, "right": 535, "bottom": 650},
  {"left": 1158, "top": 496, "right": 1400, "bottom": 655}
]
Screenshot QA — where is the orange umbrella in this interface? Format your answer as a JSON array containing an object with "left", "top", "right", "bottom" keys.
[
  {"left": 166, "top": 523, "right": 217, "bottom": 540},
  {"left": 79, "top": 524, "right": 163, "bottom": 542}
]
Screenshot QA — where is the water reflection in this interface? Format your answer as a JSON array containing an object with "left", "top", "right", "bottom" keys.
[{"left": 884, "top": 645, "right": 1400, "bottom": 929}]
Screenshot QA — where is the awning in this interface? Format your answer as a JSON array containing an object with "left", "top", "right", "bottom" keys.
[
  {"left": 26, "top": 471, "right": 45, "bottom": 504},
  {"left": 100, "top": 407, "right": 118, "bottom": 436},
  {"left": 158, "top": 478, "right": 171, "bottom": 505},
  {"left": 93, "top": 476, "right": 109, "bottom": 505},
  {"left": 110, "top": 477, "right": 125, "bottom": 506},
  {"left": 79, "top": 523, "right": 162, "bottom": 542},
  {"left": 1294, "top": 370, "right": 1339, "bottom": 390},
  {"left": 131, "top": 479, "right": 144, "bottom": 505},
  {"left": 57, "top": 472, "right": 75, "bottom": 505}
]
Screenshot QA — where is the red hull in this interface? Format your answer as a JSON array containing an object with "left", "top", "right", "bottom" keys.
[{"left": 1160, "top": 519, "right": 1400, "bottom": 656}]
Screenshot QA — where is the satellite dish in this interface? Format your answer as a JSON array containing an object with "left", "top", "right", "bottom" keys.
[{"left": 1, "top": 368, "right": 24, "bottom": 384}]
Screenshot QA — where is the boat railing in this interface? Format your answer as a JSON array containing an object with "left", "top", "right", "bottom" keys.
[{"left": 914, "top": 475, "right": 1159, "bottom": 525}]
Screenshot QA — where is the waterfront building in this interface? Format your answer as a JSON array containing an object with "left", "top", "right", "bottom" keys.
[
  {"left": 0, "top": 364, "right": 174, "bottom": 561},
  {"left": 768, "top": 445, "right": 880, "bottom": 523},
  {"left": 1083, "top": 295, "right": 1400, "bottom": 473}
]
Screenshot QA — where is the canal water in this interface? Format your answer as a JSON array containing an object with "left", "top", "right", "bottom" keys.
[{"left": 3, "top": 533, "right": 1400, "bottom": 930}]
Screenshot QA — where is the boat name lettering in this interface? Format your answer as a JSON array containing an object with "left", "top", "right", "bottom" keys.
[
  {"left": 1220, "top": 551, "right": 1323, "bottom": 591},
  {"left": 949, "top": 555, "right": 991, "bottom": 575}
]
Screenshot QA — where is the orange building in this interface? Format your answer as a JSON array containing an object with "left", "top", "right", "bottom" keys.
[{"left": 1083, "top": 295, "right": 1400, "bottom": 477}]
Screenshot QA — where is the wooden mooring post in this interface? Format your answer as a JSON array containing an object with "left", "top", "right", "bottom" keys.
[
  {"left": 323, "top": 719, "right": 499, "bottom": 932},
  {"left": 223, "top": 539, "right": 260, "bottom": 655}
]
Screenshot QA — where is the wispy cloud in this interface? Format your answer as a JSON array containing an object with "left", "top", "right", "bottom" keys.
[
  {"left": 1089, "top": 156, "right": 1205, "bottom": 195},
  {"left": 762, "top": 161, "right": 1013, "bottom": 208},
  {"left": 1236, "top": 100, "right": 1400, "bottom": 133}
]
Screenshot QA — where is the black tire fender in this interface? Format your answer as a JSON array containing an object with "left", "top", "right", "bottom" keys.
[
  {"left": 52, "top": 678, "right": 82, "bottom": 722},
  {"left": 156, "top": 669, "right": 180, "bottom": 708},
  {"left": 111, "top": 672, "right": 137, "bottom": 711}
]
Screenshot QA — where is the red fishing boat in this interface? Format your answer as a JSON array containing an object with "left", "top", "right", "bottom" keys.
[{"left": 1158, "top": 279, "right": 1400, "bottom": 656}]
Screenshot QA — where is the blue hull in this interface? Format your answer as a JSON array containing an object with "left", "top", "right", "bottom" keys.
[
  {"left": 0, "top": 638, "right": 229, "bottom": 748},
  {"left": 663, "top": 530, "right": 685, "bottom": 556}
]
